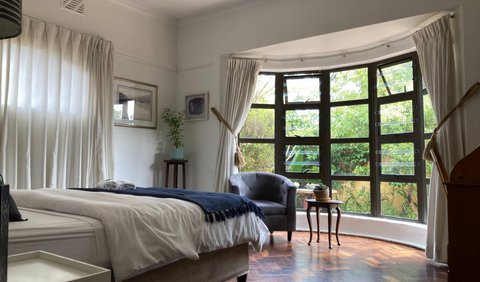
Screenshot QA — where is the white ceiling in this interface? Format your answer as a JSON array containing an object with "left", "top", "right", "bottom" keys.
[
  {"left": 237, "top": 12, "right": 439, "bottom": 60},
  {"left": 112, "top": 0, "right": 262, "bottom": 20},
  {"left": 110, "top": 1, "right": 445, "bottom": 61}
]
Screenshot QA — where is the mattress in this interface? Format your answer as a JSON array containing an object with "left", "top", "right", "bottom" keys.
[{"left": 8, "top": 207, "right": 110, "bottom": 268}]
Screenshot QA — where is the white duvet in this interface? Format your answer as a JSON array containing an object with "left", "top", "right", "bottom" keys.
[{"left": 11, "top": 188, "right": 269, "bottom": 281}]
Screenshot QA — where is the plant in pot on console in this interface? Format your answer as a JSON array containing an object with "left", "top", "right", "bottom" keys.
[
  {"left": 313, "top": 182, "right": 330, "bottom": 201},
  {"left": 161, "top": 108, "right": 185, "bottom": 160}
]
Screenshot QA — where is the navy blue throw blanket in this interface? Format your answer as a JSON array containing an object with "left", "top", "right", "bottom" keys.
[{"left": 72, "top": 187, "right": 265, "bottom": 223}]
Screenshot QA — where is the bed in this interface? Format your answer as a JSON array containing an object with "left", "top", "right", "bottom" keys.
[{"left": 8, "top": 188, "right": 269, "bottom": 282}]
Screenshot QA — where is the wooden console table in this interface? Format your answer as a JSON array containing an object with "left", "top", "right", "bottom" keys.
[
  {"left": 305, "top": 199, "right": 343, "bottom": 249},
  {"left": 164, "top": 160, "right": 187, "bottom": 188}
]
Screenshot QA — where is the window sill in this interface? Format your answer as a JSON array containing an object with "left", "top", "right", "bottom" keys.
[{"left": 295, "top": 211, "right": 427, "bottom": 249}]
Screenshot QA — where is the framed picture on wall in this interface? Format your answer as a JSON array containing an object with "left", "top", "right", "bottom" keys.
[
  {"left": 113, "top": 77, "right": 157, "bottom": 129},
  {"left": 185, "top": 92, "right": 209, "bottom": 121}
]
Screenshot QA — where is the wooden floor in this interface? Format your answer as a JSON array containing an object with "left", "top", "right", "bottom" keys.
[{"left": 240, "top": 231, "right": 448, "bottom": 282}]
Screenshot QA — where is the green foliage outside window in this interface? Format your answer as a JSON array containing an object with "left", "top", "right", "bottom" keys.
[
  {"left": 239, "top": 55, "right": 437, "bottom": 221},
  {"left": 381, "top": 182, "right": 418, "bottom": 220},
  {"left": 253, "top": 74, "right": 275, "bottom": 104},
  {"left": 332, "top": 180, "right": 371, "bottom": 214},
  {"left": 331, "top": 143, "right": 369, "bottom": 176},
  {"left": 331, "top": 104, "right": 369, "bottom": 138},
  {"left": 380, "top": 100, "right": 414, "bottom": 135},
  {"left": 241, "top": 108, "right": 274, "bottom": 139},
  {"left": 380, "top": 143, "right": 415, "bottom": 175},
  {"left": 377, "top": 61, "right": 414, "bottom": 97},
  {"left": 284, "top": 77, "right": 320, "bottom": 103},
  {"left": 285, "top": 145, "right": 320, "bottom": 174},
  {"left": 330, "top": 68, "right": 368, "bottom": 102},
  {"left": 286, "top": 110, "right": 319, "bottom": 137},
  {"left": 240, "top": 143, "right": 275, "bottom": 173},
  {"left": 423, "top": 93, "right": 437, "bottom": 133}
]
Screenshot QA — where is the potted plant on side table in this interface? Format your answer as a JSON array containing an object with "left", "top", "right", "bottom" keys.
[
  {"left": 161, "top": 108, "right": 185, "bottom": 160},
  {"left": 313, "top": 182, "right": 330, "bottom": 201}
]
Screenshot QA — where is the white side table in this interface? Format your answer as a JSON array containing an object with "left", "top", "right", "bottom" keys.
[{"left": 8, "top": 251, "right": 110, "bottom": 282}]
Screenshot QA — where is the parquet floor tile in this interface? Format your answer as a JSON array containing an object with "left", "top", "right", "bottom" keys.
[{"left": 241, "top": 231, "right": 448, "bottom": 281}]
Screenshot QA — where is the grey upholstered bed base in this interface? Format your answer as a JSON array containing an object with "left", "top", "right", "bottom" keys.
[{"left": 124, "top": 243, "right": 249, "bottom": 282}]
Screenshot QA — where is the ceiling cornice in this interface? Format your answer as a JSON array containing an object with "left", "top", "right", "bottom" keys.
[
  {"left": 109, "top": 0, "right": 177, "bottom": 26},
  {"left": 178, "top": 0, "right": 275, "bottom": 27}
]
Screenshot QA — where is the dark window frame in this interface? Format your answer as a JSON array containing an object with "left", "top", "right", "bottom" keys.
[{"left": 239, "top": 52, "right": 429, "bottom": 223}]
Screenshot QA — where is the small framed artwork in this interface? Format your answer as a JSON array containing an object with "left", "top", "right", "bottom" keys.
[
  {"left": 185, "top": 92, "right": 209, "bottom": 121},
  {"left": 113, "top": 77, "right": 157, "bottom": 129}
]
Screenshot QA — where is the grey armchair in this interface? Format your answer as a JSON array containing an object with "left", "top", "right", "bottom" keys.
[{"left": 229, "top": 172, "right": 297, "bottom": 241}]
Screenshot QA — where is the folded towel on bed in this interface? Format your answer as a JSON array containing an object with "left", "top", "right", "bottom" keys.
[{"left": 96, "top": 179, "right": 136, "bottom": 190}]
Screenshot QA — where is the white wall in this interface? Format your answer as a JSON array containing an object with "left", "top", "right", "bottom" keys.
[
  {"left": 21, "top": 0, "right": 480, "bottom": 189},
  {"left": 23, "top": 0, "right": 178, "bottom": 186},
  {"left": 177, "top": 0, "right": 480, "bottom": 191}
]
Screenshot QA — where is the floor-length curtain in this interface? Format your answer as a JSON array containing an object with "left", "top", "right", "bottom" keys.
[
  {"left": 0, "top": 16, "right": 114, "bottom": 189},
  {"left": 412, "top": 15, "right": 465, "bottom": 264},
  {"left": 213, "top": 58, "right": 260, "bottom": 192}
]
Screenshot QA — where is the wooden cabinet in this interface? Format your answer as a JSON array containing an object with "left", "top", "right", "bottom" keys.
[{"left": 446, "top": 146, "right": 480, "bottom": 281}]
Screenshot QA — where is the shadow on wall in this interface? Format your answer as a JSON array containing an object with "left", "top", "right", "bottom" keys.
[
  {"left": 151, "top": 130, "right": 169, "bottom": 187},
  {"left": 151, "top": 152, "right": 165, "bottom": 187}
]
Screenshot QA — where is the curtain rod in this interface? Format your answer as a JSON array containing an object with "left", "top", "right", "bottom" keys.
[{"left": 234, "top": 36, "right": 413, "bottom": 63}]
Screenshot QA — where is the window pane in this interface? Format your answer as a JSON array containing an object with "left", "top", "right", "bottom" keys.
[
  {"left": 292, "top": 179, "right": 322, "bottom": 210},
  {"left": 330, "top": 67, "right": 368, "bottom": 102},
  {"left": 331, "top": 104, "right": 369, "bottom": 138},
  {"left": 377, "top": 61, "right": 413, "bottom": 97},
  {"left": 381, "top": 182, "right": 418, "bottom": 220},
  {"left": 284, "top": 77, "right": 320, "bottom": 103},
  {"left": 285, "top": 109, "right": 319, "bottom": 137},
  {"left": 240, "top": 143, "right": 274, "bottom": 173},
  {"left": 332, "top": 180, "right": 371, "bottom": 214},
  {"left": 423, "top": 94, "right": 437, "bottom": 133},
  {"left": 425, "top": 139, "right": 433, "bottom": 179},
  {"left": 379, "top": 143, "right": 416, "bottom": 175},
  {"left": 331, "top": 143, "right": 370, "bottom": 176},
  {"left": 253, "top": 74, "right": 275, "bottom": 104},
  {"left": 379, "top": 100, "right": 414, "bottom": 135},
  {"left": 241, "top": 108, "right": 274, "bottom": 138},
  {"left": 285, "top": 145, "right": 320, "bottom": 173}
]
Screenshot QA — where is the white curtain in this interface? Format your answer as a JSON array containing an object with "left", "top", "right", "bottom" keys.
[
  {"left": 0, "top": 17, "right": 114, "bottom": 189},
  {"left": 213, "top": 58, "right": 260, "bottom": 193},
  {"left": 412, "top": 15, "right": 465, "bottom": 264}
]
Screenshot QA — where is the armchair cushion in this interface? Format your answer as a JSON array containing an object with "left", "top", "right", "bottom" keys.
[{"left": 252, "top": 200, "right": 286, "bottom": 215}]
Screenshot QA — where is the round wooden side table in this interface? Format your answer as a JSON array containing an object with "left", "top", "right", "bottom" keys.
[{"left": 305, "top": 199, "right": 343, "bottom": 249}]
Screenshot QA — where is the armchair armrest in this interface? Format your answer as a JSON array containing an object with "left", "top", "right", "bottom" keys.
[{"left": 285, "top": 183, "right": 297, "bottom": 211}]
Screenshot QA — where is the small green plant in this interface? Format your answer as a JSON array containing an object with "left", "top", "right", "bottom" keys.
[
  {"left": 313, "top": 182, "right": 329, "bottom": 191},
  {"left": 161, "top": 108, "right": 184, "bottom": 148}
]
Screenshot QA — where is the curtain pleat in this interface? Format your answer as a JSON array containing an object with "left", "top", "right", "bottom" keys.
[
  {"left": 0, "top": 16, "right": 114, "bottom": 189},
  {"left": 412, "top": 15, "right": 464, "bottom": 264},
  {"left": 213, "top": 58, "right": 260, "bottom": 192}
]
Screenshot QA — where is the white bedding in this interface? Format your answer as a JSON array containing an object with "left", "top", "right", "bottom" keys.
[{"left": 11, "top": 188, "right": 268, "bottom": 281}]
